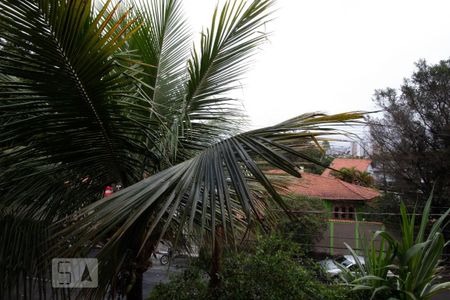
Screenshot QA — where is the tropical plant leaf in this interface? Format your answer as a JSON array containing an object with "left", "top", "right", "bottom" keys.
[
  {"left": 0, "top": 0, "right": 365, "bottom": 298},
  {"left": 0, "top": 0, "right": 157, "bottom": 297},
  {"left": 177, "top": 0, "right": 275, "bottom": 157},
  {"left": 124, "top": 0, "right": 193, "bottom": 165},
  {"left": 423, "top": 282, "right": 450, "bottom": 299},
  {"left": 0, "top": 0, "right": 157, "bottom": 218},
  {"left": 416, "top": 189, "right": 433, "bottom": 243},
  {"left": 343, "top": 194, "right": 450, "bottom": 300},
  {"left": 50, "top": 112, "right": 363, "bottom": 297}
]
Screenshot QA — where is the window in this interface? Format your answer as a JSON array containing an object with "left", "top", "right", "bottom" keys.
[
  {"left": 348, "top": 207, "right": 355, "bottom": 220},
  {"left": 341, "top": 207, "right": 347, "bottom": 219},
  {"left": 334, "top": 206, "right": 340, "bottom": 219},
  {"left": 333, "top": 205, "right": 355, "bottom": 220}
]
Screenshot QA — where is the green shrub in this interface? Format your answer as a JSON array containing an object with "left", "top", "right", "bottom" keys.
[
  {"left": 148, "top": 235, "right": 358, "bottom": 300},
  {"left": 148, "top": 266, "right": 209, "bottom": 300},
  {"left": 358, "top": 192, "right": 402, "bottom": 226},
  {"left": 344, "top": 194, "right": 450, "bottom": 300},
  {"left": 275, "top": 195, "right": 327, "bottom": 254}
]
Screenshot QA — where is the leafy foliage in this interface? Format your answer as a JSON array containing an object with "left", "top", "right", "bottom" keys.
[
  {"left": 369, "top": 59, "right": 450, "bottom": 205},
  {"left": 332, "top": 167, "right": 374, "bottom": 187},
  {"left": 0, "top": 0, "right": 363, "bottom": 298},
  {"left": 359, "top": 193, "right": 402, "bottom": 226},
  {"left": 344, "top": 194, "right": 450, "bottom": 300},
  {"left": 275, "top": 195, "right": 328, "bottom": 253},
  {"left": 149, "top": 235, "right": 357, "bottom": 300},
  {"left": 282, "top": 142, "right": 334, "bottom": 174}
]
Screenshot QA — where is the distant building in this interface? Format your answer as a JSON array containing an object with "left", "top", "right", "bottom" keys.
[
  {"left": 267, "top": 159, "right": 382, "bottom": 256},
  {"left": 327, "top": 144, "right": 351, "bottom": 156},
  {"left": 322, "top": 158, "right": 373, "bottom": 177},
  {"left": 328, "top": 140, "right": 371, "bottom": 158},
  {"left": 351, "top": 141, "right": 358, "bottom": 156}
]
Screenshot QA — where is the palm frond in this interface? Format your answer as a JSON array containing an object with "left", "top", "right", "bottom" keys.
[
  {"left": 129, "top": 0, "right": 191, "bottom": 105},
  {"left": 126, "top": 0, "right": 192, "bottom": 166},
  {"left": 176, "top": 0, "right": 274, "bottom": 157},
  {"left": 52, "top": 112, "right": 364, "bottom": 297},
  {"left": 0, "top": 0, "right": 156, "bottom": 216},
  {"left": 0, "top": 1, "right": 364, "bottom": 298},
  {"left": 0, "top": 0, "right": 156, "bottom": 297}
]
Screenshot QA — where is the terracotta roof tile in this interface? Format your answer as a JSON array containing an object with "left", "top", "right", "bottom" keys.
[
  {"left": 322, "top": 158, "right": 372, "bottom": 177},
  {"left": 266, "top": 170, "right": 380, "bottom": 201}
]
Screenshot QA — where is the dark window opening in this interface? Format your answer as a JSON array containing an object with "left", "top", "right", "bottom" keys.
[
  {"left": 334, "top": 207, "right": 340, "bottom": 218},
  {"left": 333, "top": 205, "right": 355, "bottom": 220},
  {"left": 348, "top": 207, "right": 355, "bottom": 220},
  {"left": 341, "top": 207, "right": 347, "bottom": 219}
]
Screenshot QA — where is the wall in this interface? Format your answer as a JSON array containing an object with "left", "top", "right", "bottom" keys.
[{"left": 315, "top": 220, "right": 384, "bottom": 256}]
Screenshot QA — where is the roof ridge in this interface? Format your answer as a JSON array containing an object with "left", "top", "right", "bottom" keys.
[
  {"left": 309, "top": 172, "right": 375, "bottom": 200},
  {"left": 340, "top": 180, "right": 379, "bottom": 200},
  {"left": 276, "top": 170, "right": 380, "bottom": 201},
  {"left": 322, "top": 158, "right": 372, "bottom": 177},
  {"left": 334, "top": 178, "right": 369, "bottom": 199}
]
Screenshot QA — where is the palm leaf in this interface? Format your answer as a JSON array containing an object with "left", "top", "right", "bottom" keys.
[
  {"left": 124, "top": 0, "right": 192, "bottom": 165},
  {"left": 0, "top": 0, "right": 155, "bottom": 297},
  {"left": 1, "top": 0, "right": 364, "bottom": 298},
  {"left": 51, "top": 112, "right": 364, "bottom": 297},
  {"left": 175, "top": 0, "right": 274, "bottom": 158},
  {"left": 0, "top": 0, "right": 156, "bottom": 216}
]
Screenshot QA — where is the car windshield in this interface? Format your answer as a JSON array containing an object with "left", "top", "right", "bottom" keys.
[{"left": 335, "top": 256, "right": 352, "bottom": 267}]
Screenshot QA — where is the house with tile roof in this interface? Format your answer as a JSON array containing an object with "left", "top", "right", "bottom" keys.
[
  {"left": 287, "top": 172, "right": 379, "bottom": 201},
  {"left": 267, "top": 168, "right": 382, "bottom": 255},
  {"left": 321, "top": 158, "right": 373, "bottom": 177}
]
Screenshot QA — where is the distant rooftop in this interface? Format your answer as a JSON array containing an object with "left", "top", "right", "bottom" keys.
[
  {"left": 266, "top": 170, "right": 380, "bottom": 201},
  {"left": 321, "top": 158, "right": 372, "bottom": 177}
]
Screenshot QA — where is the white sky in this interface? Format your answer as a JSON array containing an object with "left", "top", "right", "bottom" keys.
[{"left": 183, "top": 0, "right": 450, "bottom": 129}]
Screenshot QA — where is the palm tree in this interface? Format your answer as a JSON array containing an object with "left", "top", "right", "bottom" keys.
[
  {"left": 0, "top": 0, "right": 362, "bottom": 298},
  {"left": 333, "top": 167, "right": 374, "bottom": 187}
]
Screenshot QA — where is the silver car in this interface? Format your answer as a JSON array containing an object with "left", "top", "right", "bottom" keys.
[{"left": 320, "top": 255, "right": 365, "bottom": 277}]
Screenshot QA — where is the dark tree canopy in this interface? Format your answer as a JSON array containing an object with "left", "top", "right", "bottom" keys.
[
  {"left": 369, "top": 59, "right": 450, "bottom": 205},
  {"left": 331, "top": 167, "right": 374, "bottom": 187}
]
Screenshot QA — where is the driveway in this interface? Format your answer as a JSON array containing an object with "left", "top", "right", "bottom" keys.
[{"left": 142, "top": 256, "right": 188, "bottom": 298}]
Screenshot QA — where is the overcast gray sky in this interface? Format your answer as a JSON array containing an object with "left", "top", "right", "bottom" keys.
[{"left": 183, "top": 0, "right": 450, "bottom": 129}]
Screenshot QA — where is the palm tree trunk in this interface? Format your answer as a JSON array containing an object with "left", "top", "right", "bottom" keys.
[
  {"left": 126, "top": 264, "right": 146, "bottom": 300},
  {"left": 209, "top": 226, "right": 224, "bottom": 298},
  {"left": 126, "top": 224, "right": 160, "bottom": 300}
]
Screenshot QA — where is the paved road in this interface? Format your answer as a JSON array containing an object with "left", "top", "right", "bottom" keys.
[
  {"left": 142, "top": 256, "right": 188, "bottom": 298},
  {"left": 432, "top": 290, "right": 450, "bottom": 300}
]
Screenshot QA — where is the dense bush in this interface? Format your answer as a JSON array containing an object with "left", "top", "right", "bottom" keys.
[
  {"left": 275, "top": 195, "right": 327, "bottom": 253},
  {"left": 343, "top": 195, "right": 450, "bottom": 300},
  {"left": 331, "top": 167, "right": 374, "bottom": 187},
  {"left": 148, "top": 266, "right": 209, "bottom": 300},
  {"left": 358, "top": 192, "right": 402, "bottom": 226},
  {"left": 148, "top": 235, "right": 358, "bottom": 300}
]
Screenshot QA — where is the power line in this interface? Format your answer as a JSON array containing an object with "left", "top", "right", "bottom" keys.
[{"left": 271, "top": 209, "right": 450, "bottom": 217}]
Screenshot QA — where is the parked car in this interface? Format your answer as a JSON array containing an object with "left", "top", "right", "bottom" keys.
[{"left": 320, "top": 255, "right": 365, "bottom": 277}]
